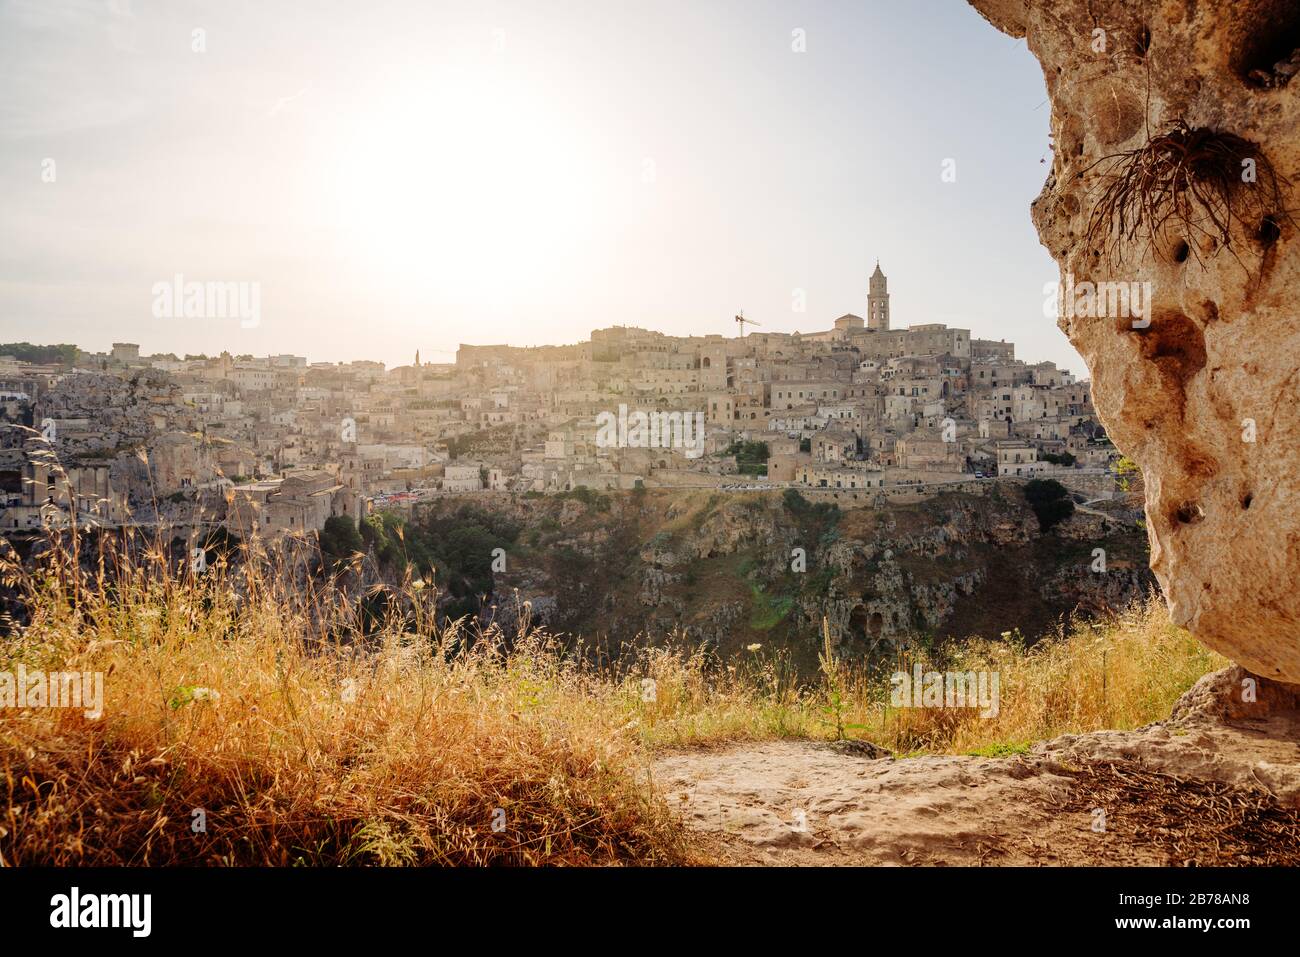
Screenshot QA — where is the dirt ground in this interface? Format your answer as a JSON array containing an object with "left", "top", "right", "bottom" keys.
[{"left": 653, "top": 668, "right": 1300, "bottom": 866}]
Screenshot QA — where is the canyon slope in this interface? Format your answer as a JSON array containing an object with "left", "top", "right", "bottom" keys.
[{"left": 411, "top": 486, "right": 1152, "bottom": 666}]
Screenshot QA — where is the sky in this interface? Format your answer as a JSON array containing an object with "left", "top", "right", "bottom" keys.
[{"left": 0, "top": 0, "right": 1078, "bottom": 372}]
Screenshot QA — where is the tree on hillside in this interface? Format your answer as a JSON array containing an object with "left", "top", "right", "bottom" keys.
[
  {"left": 1023, "top": 478, "right": 1074, "bottom": 532},
  {"left": 0, "top": 342, "right": 78, "bottom": 365},
  {"left": 319, "top": 515, "right": 364, "bottom": 571}
]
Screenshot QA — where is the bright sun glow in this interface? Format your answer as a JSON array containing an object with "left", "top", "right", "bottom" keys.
[{"left": 333, "top": 60, "right": 602, "bottom": 309}]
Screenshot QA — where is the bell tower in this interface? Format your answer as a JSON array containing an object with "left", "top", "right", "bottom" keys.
[{"left": 867, "top": 261, "right": 890, "bottom": 331}]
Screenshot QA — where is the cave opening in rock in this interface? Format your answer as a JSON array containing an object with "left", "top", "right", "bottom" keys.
[
  {"left": 1232, "top": 0, "right": 1300, "bottom": 85},
  {"left": 1257, "top": 214, "right": 1282, "bottom": 246},
  {"left": 1133, "top": 25, "right": 1151, "bottom": 58}
]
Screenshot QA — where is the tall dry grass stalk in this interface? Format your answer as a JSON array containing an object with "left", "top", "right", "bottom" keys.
[
  {"left": 0, "top": 525, "right": 1225, "bottom": 865},
  {"left": 0, "top": 528, "right": 689, "bottom": 865},
  {"left": 634, "top": 604, "right": 1225, "bottom": 754}
]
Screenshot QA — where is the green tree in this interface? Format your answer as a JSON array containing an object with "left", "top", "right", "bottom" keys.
[
  {"left": 1023, "top": 479, "right": 1074, "bottom": 532},
  {"left": 0, "top": 342, "right": 78, "bottom": 365},
  {"left": 319, "top": 515, "right": 364, "bottom": 570}
]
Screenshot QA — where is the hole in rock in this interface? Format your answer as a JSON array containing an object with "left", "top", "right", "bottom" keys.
[
  {"left": 1258, "top": 215, "right": 1282, "bottom": 245},
  {"left": 1136, "top": 313, "right": 1207, "bottom": 394},
  {"left": 1173, "top": 240, "right": 1190, "bottom": 262},
  {"left": 1133, "top": 26, "right": 1152, "bottom": 57},
  {"left": 1233, "top": 1, "right": 1300, "bottom": 85},
  {"left": 1174, "top": 502, "right": 1205, "bottom": 525}
]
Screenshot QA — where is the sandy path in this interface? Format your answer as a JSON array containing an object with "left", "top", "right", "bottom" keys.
[
  {"left": 655, "top": 742, "right": 1127, "bottom": 865},
  {"left": 652, "top": 669, "right": 1300, "bottom": 866}
]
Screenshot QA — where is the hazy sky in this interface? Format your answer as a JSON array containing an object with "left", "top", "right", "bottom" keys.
[{"left": 0, "top": 0, "right": 1077, "bottom": 372}]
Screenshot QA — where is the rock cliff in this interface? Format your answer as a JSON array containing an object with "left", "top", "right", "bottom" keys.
[{"left": 969, "top": 0, "right": 1300, "bottom": 680}]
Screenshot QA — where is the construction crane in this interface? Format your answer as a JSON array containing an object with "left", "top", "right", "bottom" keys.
[{"left": 735, "top": 312, "right": 762, "bottom": 337}]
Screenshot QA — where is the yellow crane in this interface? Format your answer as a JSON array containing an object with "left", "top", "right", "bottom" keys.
[{"left": 735, "top": 312, "right": 762, "bottom": 337}]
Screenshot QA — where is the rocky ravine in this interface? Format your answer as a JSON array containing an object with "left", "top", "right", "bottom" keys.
[{"left": 415, "top": 486, "right": 1152, "bottom": 666}]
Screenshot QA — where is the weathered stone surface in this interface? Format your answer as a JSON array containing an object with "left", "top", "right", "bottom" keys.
[
  {"left": 969, "top": 0, "right": 1300, "bottom": 681},
  {"left": 1041, "top": 666, "right": 1300, "bottom": 802}
]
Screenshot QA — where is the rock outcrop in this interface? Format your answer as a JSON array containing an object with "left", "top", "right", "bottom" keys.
[
  {"left": 969, "top": 0, "right": 1300, "bottom": 681},
  {"left": 654, "top": 664, "right": 1300, "bottom": 865}
]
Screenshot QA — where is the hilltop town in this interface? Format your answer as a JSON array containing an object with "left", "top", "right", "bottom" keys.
[{"left": 0, "top": 265, "right": 1116, "bottom": 536}]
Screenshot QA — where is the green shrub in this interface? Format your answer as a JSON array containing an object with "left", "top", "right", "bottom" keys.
[
  {"left": 1023, "top": 479, "right": 1074, "bottom": 532},
  {"left": 319, "top": 515, "right": 363, "bottom": 569}
]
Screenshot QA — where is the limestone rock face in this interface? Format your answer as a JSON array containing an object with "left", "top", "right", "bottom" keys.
[{"left": 969, "top": 0, "right": 1300, "bottom": 681}]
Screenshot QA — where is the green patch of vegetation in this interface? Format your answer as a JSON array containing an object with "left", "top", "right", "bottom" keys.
[
  {"left": 724, "top": 440, "right": 769, "bottom": 477},
  {"left": 555, "top": 485, "right": 612, "bottom": 512},
  {"left": 802, "top": 566, "right": 835, "bottom": 598},
  {"left": 723, "top": 439, "right": 769, "bottom": 462},
  {"left": 1040, "top": 451, "right": 1076, "bottom": 466},
  {"left": 319, "top": 514, "right": 364, "bottom": 571},
  {"left": 748, "top": 583, "right": 795, "bottom": 631},
  {"left": 966, "top": 741, "right": 1032, "bottom": 757},
  {"left": 0, "top": 342, "right": 78, "bottom": 366},
  {"left": 364, "top": 506, "right": 521, "bottom": 619},
  {"left": 782, "top": 488, "right": 841, "bottom": 524},
  {"left": 1115, "top": 456, "right": 1140, "bottom": 492}
]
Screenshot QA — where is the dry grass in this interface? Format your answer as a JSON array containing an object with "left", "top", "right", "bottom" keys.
[
  {"left": 0, "top": 529, "right": 1225, "bottom": 866},
  {"left": 1052, "top": 761, "right": 1300, "bottom": 866},
  {"left": 633, "top": 601, "right": 1226, "bottom": 755},
  {"left": 0, "top": 533, "right": 689, "bottom": 866}
]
